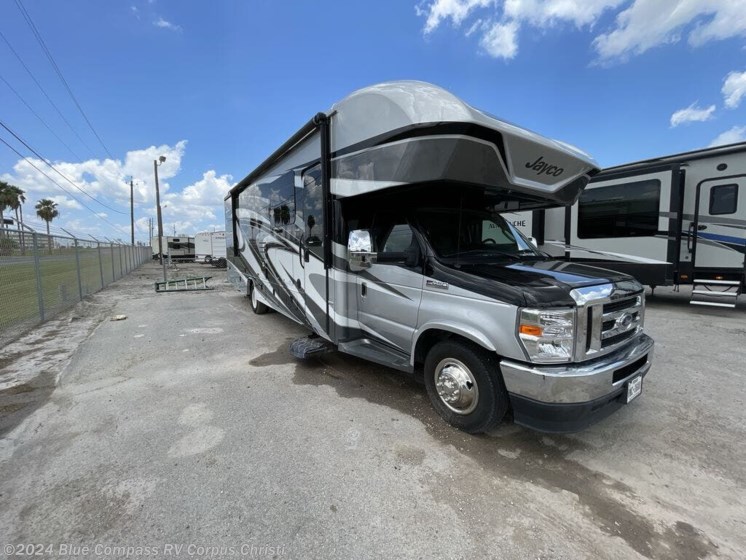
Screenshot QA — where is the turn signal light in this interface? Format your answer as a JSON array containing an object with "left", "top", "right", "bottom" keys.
[{"left": 519, "top": 324, "right": 543, "bottom": 337}]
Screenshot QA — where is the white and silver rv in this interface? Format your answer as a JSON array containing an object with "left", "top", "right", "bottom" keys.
[
  {"left": 511, "top": 143, "right": 746, "bottom": 308},
  {"left": 224, "top": 81, "right": 654, "bottom": 434},
  {"left": 151, "top": 235, "right": 195, "bottom": 261},
  {"left": 195, "top": 231, "right": 227, "bottom": 264}
]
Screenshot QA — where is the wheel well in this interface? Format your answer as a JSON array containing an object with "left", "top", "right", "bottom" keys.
[{"left": 414, "top": 329, "right": 493, "bottom": 368}]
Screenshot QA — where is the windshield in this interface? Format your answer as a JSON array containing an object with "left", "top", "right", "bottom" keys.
[{"left": 416, "top": 208, "right": 540, "bottom": 260}]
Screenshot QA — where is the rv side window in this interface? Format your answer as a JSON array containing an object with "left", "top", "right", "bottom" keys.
[
  {"left": 709, "top": 184, "right": 738, "bottom": 215},
  {"left": 577, "top": 179, "right": 661, "bottom": 239}
]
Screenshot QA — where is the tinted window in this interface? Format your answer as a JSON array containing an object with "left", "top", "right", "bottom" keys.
[
  {"left": 382, "top": 224, "right": 414, "bottom": 253},
  {"left": 300, "top": 164, "right": 323, "bottom": 257},
  {"left": 709, "top": 184, "right": 738, "bottom": 215},
  {"left": 578, "top": 179, "right": 661, "bottom": 239}
]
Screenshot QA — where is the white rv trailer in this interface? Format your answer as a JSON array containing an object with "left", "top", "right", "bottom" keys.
[
  {"left": 225, "top": 81, "right": 654, "bottom": 434},
  {"left": 511, "top": 143, "right": 746, "bottom": 308},
  {"left": 151, "top": 236, "right": 195, "bottom": 260},
  {"left": 195, "top": 231, "right": 227, "bottom": 263}
]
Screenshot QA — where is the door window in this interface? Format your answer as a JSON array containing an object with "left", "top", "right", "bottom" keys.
[
  {"left": 709, "top": 184, "right": 738, "bottom": 215},
  {"left": 300, "top": 164, "right": 323, "bottom": 257}
]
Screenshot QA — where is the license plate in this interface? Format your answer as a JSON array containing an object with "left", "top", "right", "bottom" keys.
[{"left": 625, "top": 376, "right": 642, "bottom": 403}]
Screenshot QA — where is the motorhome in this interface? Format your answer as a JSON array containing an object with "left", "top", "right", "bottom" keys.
[
  {"left": 224, "top": 81, "right": 654, "bottom": 434},
  {"left": 509, "top": 143, "right": 746, "bottom": 308},
  {"left": 195, "top": 231, "right": 227, "bottom": 263},
  {"left": 151, "top": 236, "right": 195, "bottom": 260}
]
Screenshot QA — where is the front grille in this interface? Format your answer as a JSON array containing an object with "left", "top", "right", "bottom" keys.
[{"left": 578, "top": 293, "right": 644, "bottom": 360}]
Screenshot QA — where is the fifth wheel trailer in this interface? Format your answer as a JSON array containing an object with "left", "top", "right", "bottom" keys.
[
  {"left": 511, "top": 142, "right": 746, "bottom": 308},
  {"left": 151, "top": 236, "right": 195, "bottom": 260},
  {"left": 225, "top": 81, "right": 654, "bottom": 434}
]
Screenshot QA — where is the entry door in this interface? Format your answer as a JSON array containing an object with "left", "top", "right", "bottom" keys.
[
  {"left": 693, "top": 177, "right": 746, "bottom": 271},
  {"left": 296, "top": 164, "right": 329, "bottom": 333},
  {"left": 357, "top": 222, "right": 424, "bottom": 352}
]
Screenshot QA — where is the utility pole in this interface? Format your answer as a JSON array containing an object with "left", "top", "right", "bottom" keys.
[
  {"left": 154, "top": 157, "right": 167, "bottom": 281},
  {"left": 130, "top": 179, "right": 135, "bottom": 246}
]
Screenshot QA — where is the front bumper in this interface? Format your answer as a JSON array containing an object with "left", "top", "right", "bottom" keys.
[{"left": 500, "top": 333, "right": 654, "bottom": 432}]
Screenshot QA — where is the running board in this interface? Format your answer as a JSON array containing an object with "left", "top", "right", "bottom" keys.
[
  {"left": 690, "top": 279, "right": 741, "bottom": 308},
  {"left": 290, "top": 336, "right": 335, "bottom": 359},
  {"left": 338, "top": 338, "right": 413, "bottom": 373}
]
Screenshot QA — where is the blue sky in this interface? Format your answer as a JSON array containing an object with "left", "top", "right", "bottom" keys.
[{"left": 0, "top": 0, "right": 745, "bottom": 241}]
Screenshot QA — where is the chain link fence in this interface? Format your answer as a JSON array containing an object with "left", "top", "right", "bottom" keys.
[{"left": 0, "top": 224, "right": 151, "bottom": 345}]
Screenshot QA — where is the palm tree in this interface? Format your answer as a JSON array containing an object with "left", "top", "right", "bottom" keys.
[
  {"left": 0, "top": 181, "right": 12, "bottom": 236},
  {"left": 6, "top": 185, "right": 26, "bottom": 252},
  {"left": 35, "top": 198, "right": 59, "bottom": 253}
]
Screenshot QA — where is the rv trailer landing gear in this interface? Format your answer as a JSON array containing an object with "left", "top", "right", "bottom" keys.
[
  {"left": 424, "top": 341, "right": 508, "bottom": 434},
  {"left": 249, "top": 282, "right": 269, "bottom": 315}
]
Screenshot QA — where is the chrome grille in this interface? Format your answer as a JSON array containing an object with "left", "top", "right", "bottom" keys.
[{"left": 576, "top": 292, "right": 645, "bottom": 361}]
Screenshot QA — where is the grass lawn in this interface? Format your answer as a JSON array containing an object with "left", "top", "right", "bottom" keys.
[{"left": 0, "top": 246, "right": 150, "bottom": 333}]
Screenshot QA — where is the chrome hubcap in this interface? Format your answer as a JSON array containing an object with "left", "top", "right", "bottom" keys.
[
  {"left": 434, "top": 358, "right": 478, "bottom": 415},
  {"left": 251, "top": 284, "right": 257, "bottom": 307}
]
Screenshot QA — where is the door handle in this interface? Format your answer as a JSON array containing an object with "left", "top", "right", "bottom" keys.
[
  {"left": 687, "top": 222, "right": 695, "bottom": 252},
  {"left": 298, "top": 235, "right": 305, "bottom": 269},
  {"left": 361, "top": 282, "right": 367, "bottom": 297}
]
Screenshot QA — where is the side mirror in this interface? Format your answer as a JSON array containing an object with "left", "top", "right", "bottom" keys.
[
  {"left": 348, "top": 229, "right": 375, "bottom": 271},
  {"left": 528, "top": 236, "right": 538, "bottom": 248}
]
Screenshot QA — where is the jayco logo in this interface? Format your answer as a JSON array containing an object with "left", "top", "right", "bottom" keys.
[{"left": 525, "top": 156, "right": 564, "bottom": 177}]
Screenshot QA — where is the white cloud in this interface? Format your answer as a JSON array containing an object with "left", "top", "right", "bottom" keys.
[
  {"left": 154, "top": 17, "right": 181, "bottom": 31},
  {"left": 479, "top": 20, "right": 519, "bottom": 59},
  {"left": 593, "top": 0, "right": 746, "bottom": 62},
  {"left": 723, "top": 70, "right": 746, "bottom": 109},
  {"left": 416, "top": 0, "right": 494, "bottom": 34},
  {"left": 670, "top": 103, "right": 716, "bottom": 127},
  {"left": 417, "top": 0, "right": 746, "bottom": 62},
  {"left": 0, "top": 140, "right": 231, "bottom": 241},
  {"left": 709, "top": 125, "right": 746, "bottom": 147},
  {"left": 503, "top": 0, "right": 623, "bottom": 28}
]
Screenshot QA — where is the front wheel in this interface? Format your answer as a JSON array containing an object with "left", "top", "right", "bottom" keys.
[
  {"left": 249, "top": 281, "right": 269, "bottom": 315},
  {"left": 424, "top": 340, "right": 508, "bottom": 434}
]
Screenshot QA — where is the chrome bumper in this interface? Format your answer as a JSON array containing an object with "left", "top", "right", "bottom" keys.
[{"left": 500, "top": 334, "right": 654, "bottom": 404}]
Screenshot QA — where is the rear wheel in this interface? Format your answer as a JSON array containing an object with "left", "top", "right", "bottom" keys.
[
  {"left": 249, "top": 281, "right": 269, "bottom": 315},
  {"left": 424, "top": 340, "right": 508, "bottom": 434}
]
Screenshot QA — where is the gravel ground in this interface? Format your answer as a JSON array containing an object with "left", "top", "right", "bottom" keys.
[{"left": 0, "top": 261, "right": 744, "bottom": 560}]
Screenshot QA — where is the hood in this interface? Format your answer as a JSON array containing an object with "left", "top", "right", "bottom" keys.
[{"left": 429, "top": 258, "right": 640, "bottom": 307}]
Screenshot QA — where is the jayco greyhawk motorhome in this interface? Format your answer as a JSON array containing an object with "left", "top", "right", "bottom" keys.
[
  {"left": 224, "top": 81, "right": 654, "bottom": 433},
  {"left": 510, "top": 142, "right": 746, "bottom": 308}
]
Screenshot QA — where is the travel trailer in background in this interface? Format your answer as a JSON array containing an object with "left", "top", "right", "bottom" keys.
[
  {"left": 151, "top": 236, "right": 195, "bottom": 261},
  {"left": 225, "top": 81, "right": 654, "bottom": 434},
  {"left": 195, "top": 231, "right": 227, "bottom": 264},
  {"left": 510, "top": 142, "right": 746, "bottom": 308}
]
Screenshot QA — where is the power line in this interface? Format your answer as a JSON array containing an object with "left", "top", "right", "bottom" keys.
[
  {"left": 0, "top": 135, "right": 130, "bottom": 236},
  {"left": 0, "top": 29, "right": 97, "bottom": 158},
  {"left": 14, "top": 0, "right": 115, "bottom": 159},
  {"left": 0, "top": 72, "right": 82, "bottom": 160},
  {"left": 0, "top": 120, "right": 127, "bottom": 215}
]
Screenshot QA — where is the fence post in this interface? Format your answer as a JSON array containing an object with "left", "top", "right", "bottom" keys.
[
  {"left": 74, "top": 238, "right": 83, "bottom": 301},
  {"left": 97, "top": 241, "right": 104, "bottom": 289},
  {"left": 118, "top": 244, "right": 123, "bottom": 278},
  {"left": 32, "top": 232, "right": 45, "bottom": 322},
  {"left": 110, "top": 243, "right": 115, "bottom": 281}
]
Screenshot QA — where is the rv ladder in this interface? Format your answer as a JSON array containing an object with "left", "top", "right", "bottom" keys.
[
  {"left": 689, "top": 279, "right": 741, "bottom": 308},
  {"left": 155, "top": 276, "right": 214, "bottom": 293}
]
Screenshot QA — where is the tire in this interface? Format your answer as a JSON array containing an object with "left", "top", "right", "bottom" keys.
[
  {"left": 249, "top": 281, "right": 269, "bottom": 315},
  {"left": 424, "top": 340, "right": 508, "bottom": 434}
]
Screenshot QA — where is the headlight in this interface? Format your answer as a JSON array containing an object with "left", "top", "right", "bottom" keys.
[{"left": 518, "top": 308, "right": 576, "bottom": 363}]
